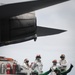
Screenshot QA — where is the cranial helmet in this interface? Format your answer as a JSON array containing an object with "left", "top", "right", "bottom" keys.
[
  {"left": 52, "top": 60, "right": 57, "bottom": 63},
  {"left": 24, "top": 58, "right": 29, "bottom": 63},
  {"left": 60, "top": 54, "right": 65, "bottom": 58},
  {"left": 36, "top": 55, "right": 41, "bottom": 59}
]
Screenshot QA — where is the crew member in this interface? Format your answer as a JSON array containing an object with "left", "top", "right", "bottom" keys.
[
  {"left": 23, "top": 58, "right": 31, "bottom": 75},
  {"left": 59, "top": 54, "right": 67, "bottom": 71},
  {"left": 50, "top": 60, "right": 58, "bottom": 75},
  {"left": 32, "top": 55, "right": 43, "bottom": 74}
]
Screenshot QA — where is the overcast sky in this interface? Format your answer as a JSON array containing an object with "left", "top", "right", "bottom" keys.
[
  {"left": 0, "top": 0, "right": 34, "bottom": 4},
  {"left": 0, "top": 0, "right": 75, "bottom": 74}
]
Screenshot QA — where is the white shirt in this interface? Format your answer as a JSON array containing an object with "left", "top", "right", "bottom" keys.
[
  {"left": 59, "top": 59, "right": 67, "bottom": 70},
  {"left": 22, "top": 63, "right": 32, "bottom": 75},
  {"left": 32, "top": 60, "right": 43, "bottom": 74},
  {"left": 50, "top": 65, "right": 58, "bottom": 75},
  {"left": 59, "top": 59, "right": 67, "bottom": 65}
]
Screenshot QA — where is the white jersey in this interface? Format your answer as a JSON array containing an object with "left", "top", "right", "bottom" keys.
[
  {"left": 22, "top": 63, "right": 32, "bottom": 75},
  {"left": 50, "top": 65, "right": 58, "bottom": 75},
  {"left": 59, "top": 59, "right": 67, "bottom": 70},
  {"left": 59, "top": 59, "right": 67, "bottom": 65},
  {"left": 32, "top": 60, "right": 43, "bottom": 74}
]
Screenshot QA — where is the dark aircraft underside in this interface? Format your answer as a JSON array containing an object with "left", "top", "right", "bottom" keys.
[{"left": 0, "top": 0, "right": 69, "bottom": 46}]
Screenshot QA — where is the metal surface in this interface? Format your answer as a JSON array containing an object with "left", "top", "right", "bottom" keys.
[{"left": 0, "top": 0, "right": 69, "bottom": 19}]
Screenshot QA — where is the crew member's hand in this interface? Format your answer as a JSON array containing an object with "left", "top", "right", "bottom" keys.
[
  {"left": 49, "top": 68, "right": 52, "bottom": 72},
  {"left": 71, "top": 64, "right": 73, "bottom": 68}
]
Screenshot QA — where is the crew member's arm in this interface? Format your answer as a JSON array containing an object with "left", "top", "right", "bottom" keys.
[{"left": 61, "top": 64, "right": 73, "bottom": 74}]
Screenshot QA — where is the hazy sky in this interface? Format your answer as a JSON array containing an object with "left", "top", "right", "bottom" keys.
[
  {"left": 0, "top": 0, "right": 33, "bottom": 4},
  {"left": 0, "top": 0, "right": 75, "bottom": 74}
]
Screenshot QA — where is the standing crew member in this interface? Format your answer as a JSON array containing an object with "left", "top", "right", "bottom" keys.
[
  {"left": 32, "top": 55, "right": 43, "bottom": 74},
  {"left": 23, "top": 58, "right": 31, "bottom": 75},
  {"left": 59, "top": 54, "right": 67, "bottom": 71},
  {"left": 50, "top": 60, "right": 58, "bottom": 75}
]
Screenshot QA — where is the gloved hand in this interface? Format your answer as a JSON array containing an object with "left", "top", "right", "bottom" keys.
[
  {"left": 34, "top": 63, "right": 38, "bottom": 67},
  {"left": 20, "top": 68, "right": 23, "bottom": 70},
  {"left": 71, "top": 64, "right": 73, "bottom": 68},
  {"left": 49, "top": 68, "right": 52, "bottom": 72}
]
